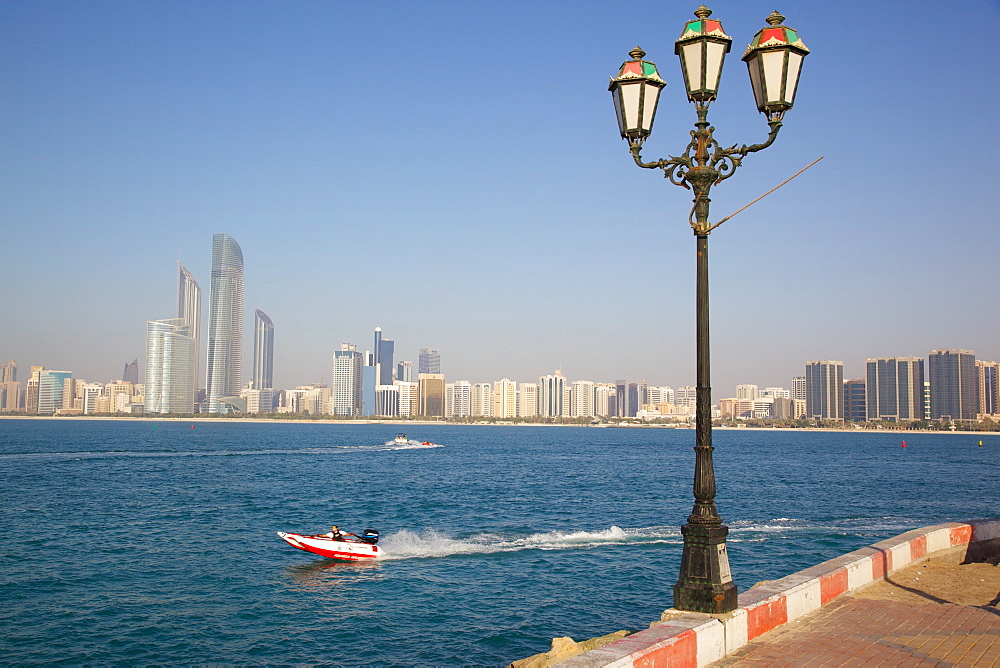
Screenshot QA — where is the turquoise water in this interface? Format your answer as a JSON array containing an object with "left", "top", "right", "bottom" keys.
[{"left": 1, "top": 420, "right": 996, "bottom": 665}]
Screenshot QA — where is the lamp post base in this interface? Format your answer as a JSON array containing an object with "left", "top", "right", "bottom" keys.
[{"left": 673, "top": 523, "right": 738, "bottom": 613}]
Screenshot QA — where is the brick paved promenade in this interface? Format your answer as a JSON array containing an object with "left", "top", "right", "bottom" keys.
[{"left": 713, "top": 596, "right": 999, "bottom": 666}]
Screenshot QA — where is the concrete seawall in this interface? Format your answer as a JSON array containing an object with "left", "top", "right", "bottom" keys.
[{"left": 550, "top": 519, "right": 1000, "bottom": 667}]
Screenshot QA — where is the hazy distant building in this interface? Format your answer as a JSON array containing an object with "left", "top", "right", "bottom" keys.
[
  {"left": 447, "top": 380, "right": 471, "bottom": 418},
  {"left": 844, "top": 378, "right": 867, "bottom": 422},
  {"left": 25, "top": 366, "right": 43, "bottom": 414},
  {"left": 928, "top": 349, "right": 978, "bottom": 421},
  {"left": 332, "top": 343, "right": 363, "bottom": 417},
  {"left": 675, "top": 386, "right": 697, "bottom": 412},
  {"left": 145, "top": 318, "right": 196, "bottom": 414},
  {"left": 805, "top": 361, "right": 844, "bottom": 421},
  {"left": 771, "top": 396, "right": 794, "bottom": 419},
  {"left": 206, "top": 233, "right": 244, "bottom": 413},
  {"left": 177, "top": 263, "right": 201, "bottom": 395},
  {"left": 418, "top": 348, "right": 440, "bottom": 374},
  {"left": 1, "top": 380, "right": 21, "bottom": 412},
  {"left": 977, "top": 360, "right": 999, "bottom": 417},
  {"left": 360, "top": 364, "right": 376, "bottom": 417},
  {"left": 252, "top": 310, "right": 274, "bottom": 390},
  {"left": 122, "top": 359, "right": 139, "bottom": 385},
  {"left": 736, "top": 384, "right": 759, "bottom": 401},
  {"left": 2, "top": 359, "right": 16, "bottom": 383},
  {"left": 865, "top": 357, "right": 924, "bottom": 421},
  {"left": 397, "top": 360, "right": 413, "bottom": 383},
  {"left": 373, "top": 328, "right": 395, "bottom": 387},
  {"left": 646, "top": 386, "right": 674, "bottom": 406}
]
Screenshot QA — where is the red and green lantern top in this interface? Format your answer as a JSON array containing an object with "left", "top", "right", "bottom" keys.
[
  {"left": 677, "top": 6, "right": 731, "bottom": 43},
  {"left": 743, "top": 11, "right": 809, "bottom": 57},
  {"left": 611, "top": 47, "right": 666, "bottom": 85}
]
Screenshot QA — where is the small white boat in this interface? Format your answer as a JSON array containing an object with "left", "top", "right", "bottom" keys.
[
  {"left": 277, "top": 530, "right": 381, "bottom": 561},
  {"left": 393, "top": 433, "right": 409, "bottom": 445}
]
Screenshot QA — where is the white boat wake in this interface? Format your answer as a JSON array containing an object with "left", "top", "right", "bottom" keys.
[{"left": 376, "top": 525, "right": 681, "bottom": 561}]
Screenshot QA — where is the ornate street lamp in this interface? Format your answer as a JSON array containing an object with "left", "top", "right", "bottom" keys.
[
  {"left": 608, "top": 47, "right": 666, "bottom": 143},
  {"left": 608, "top": 6, "right": 808, "bottom": 614}
]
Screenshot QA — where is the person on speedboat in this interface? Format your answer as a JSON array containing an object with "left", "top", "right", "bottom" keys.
[{"left": 324, "top": 525, "right": 354, "bottom": 541}]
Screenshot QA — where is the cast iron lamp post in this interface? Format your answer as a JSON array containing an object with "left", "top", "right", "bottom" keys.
[{"left": 608, "top": 6, "right": 809, "bottom": 614}]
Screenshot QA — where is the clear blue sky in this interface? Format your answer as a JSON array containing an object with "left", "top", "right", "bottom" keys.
[{"left": 3, "top": 0, "right": 998, "bottom": 395}]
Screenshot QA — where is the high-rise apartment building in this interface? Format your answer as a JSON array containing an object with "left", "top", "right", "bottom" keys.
[
  {"left": 105, "top": 380, "right": 135, "bottom": 413},
  {"left": 593, "top": 383, "right": 614, "bottom": 417},
  {"left": 928, "top": 349, "right": 978, "bottom": 421},
  {"left": 791, "top": 376, "right": 806, "bottom": 401},
  {"left": 977, "top": 360, "right": 999, "bottom": 417},
  {"left": 177, "top": 263, "right": 202, "bottom": 396},
  {"left": 471, "top": 382, "right": 493, "bottom": 417},
  {"left": 570, "top": 380, "right": 595, "bottom": 418},
  {"left": 865, "top": 357, "right": 924, "bottom": 421},
  {"left": 447, "top": 380, "right": 471, "bottom": 418},
  {"left": 519, "top": 382, "right": 539, "bottom": 418},
  {"left": 418, "top": 348, "right": 441, "bottom": 374},
  {"left": 418, "top": 373, "right": 446, "bottom": 417},
  {"left": 844, "top": 378, "right": 867, "bottom": 422},
  {"left": 493, "top": 378, "right": 518, "bottom": 418},
  {"left": 805, "top": 360, "right": 844, "bottom": 421},
  {"left": 145, "top": 318, "right": 196, "bottom": 414},
  {"left": 395, "top": 381, "right": 418, "bottom": 417},
  {"left": 332, "top": 344, "right": 363, "bottom": 417},
  {"left": 614, "top": 380, "right": 631, "bottom": 417},
  {"left": 25, "top": 366, "right": 43, "bottom": 414},
  {"left": 539, "top": 371, "right": 566, "bottom": 418},
  {"left": 252, "top": 310, "right": 274, "bottom": 390},
  {"left": 206, "top": 234, "right": 244, "bottom": 413},
  {"left": 397, "top": 360, "right": 413, "bottom": 383},
  {"left": 736, "top": 384, "right": 759, "bottom": 401}
]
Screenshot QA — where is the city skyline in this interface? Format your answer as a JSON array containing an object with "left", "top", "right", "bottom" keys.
[{"left": 3, "top": 1, "right": 998, "bottom": 394}]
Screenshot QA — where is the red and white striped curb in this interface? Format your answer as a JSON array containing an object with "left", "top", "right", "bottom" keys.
[{"left": 555, "top": 519, "right": 999, "bottom": 667}]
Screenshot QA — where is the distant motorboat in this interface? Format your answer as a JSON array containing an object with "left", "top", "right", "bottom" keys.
[{"left": 393, "top": 433, "right": 409, "bottom": 445}]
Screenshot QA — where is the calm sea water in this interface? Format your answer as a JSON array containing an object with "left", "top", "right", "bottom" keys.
[{"left": 1, "top": 420, "right": 996, "bottom": 665}]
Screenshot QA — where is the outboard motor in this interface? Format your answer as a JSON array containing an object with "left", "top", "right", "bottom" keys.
[{"left": 359, "top": 529, "right": 380, "bottom": 545}]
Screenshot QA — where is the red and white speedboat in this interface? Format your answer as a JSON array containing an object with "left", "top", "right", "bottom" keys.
[{"left": 277, "top": 530, "right": 381, "bottom": 561}]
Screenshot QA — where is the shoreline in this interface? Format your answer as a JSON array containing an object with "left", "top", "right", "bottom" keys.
[{"left": 0, "top": 414, "right": 994, "bottom": 435}]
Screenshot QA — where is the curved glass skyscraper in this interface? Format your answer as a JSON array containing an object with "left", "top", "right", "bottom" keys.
[
  {"left": 146, "top": 318, "right": 196, "bottom": 414},
  {"left": 206, "top": 233, "right": 244, "bottom": 413}
]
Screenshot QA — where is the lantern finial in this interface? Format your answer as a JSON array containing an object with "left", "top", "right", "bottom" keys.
[
  {"left": 694, "top": 5, "right": 712, "bottom": 19},
  {"left": 629, "top": 46, "right": 646, "bottom": 60},
  {"left": 766, "top": 11, "right": 785, "bottom": 26}
]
